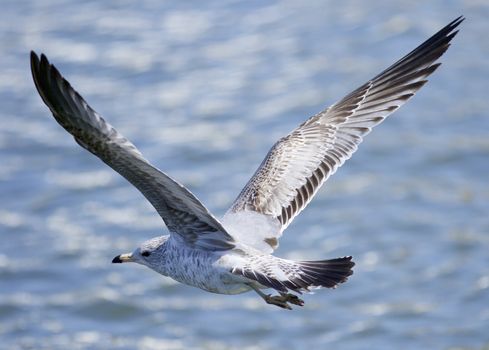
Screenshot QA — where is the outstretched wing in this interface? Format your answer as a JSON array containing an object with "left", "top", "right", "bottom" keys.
[
  {"left": 31, "top": 52, "right": 234, "bottom": 251},
  {"left": 223, "top": 16, "right": 463, "bottom": 253}
]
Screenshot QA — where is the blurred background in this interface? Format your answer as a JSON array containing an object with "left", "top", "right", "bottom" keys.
[{"left": 1, "top": 0, "right": 488, "bottom": 349}]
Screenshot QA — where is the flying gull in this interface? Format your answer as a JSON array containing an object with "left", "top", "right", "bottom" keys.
[{"left": 31, "top": 16, "right": 463, "bottom": 309}]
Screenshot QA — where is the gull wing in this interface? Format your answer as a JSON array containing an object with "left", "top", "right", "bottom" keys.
[
  {"left": 31, "top": 52, "right": 235, "bottom": 251},
  {"left": 223, "top": 17, "right": 463, "bottom": 253}
]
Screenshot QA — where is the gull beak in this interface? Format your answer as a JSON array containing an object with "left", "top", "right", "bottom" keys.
[{"left": 112, "top": 253, "right": 133, "bottom": 263}]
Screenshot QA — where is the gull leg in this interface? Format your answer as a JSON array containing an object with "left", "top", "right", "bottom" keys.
[
  {"left": 248, "top": 284, "right": 304, "bottom": 310},
  {"left": 249, "top": 285, "right": 291, "bottom": 310}
]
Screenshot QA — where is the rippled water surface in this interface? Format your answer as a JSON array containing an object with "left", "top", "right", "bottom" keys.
[{"left": 1, "top": 1, "right": 488, "bottom": 349}]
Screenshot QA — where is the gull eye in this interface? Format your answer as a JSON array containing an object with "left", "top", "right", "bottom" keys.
[{"left": 141, "top": 251, "right": 151, "bottom": 257}]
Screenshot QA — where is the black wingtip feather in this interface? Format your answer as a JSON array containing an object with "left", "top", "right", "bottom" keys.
[
  {"left": 373, "top": 16, "right": 463, "bottom": 84},
  {"left": 30, "top": 50, "right": 38, "bottom": 65}
]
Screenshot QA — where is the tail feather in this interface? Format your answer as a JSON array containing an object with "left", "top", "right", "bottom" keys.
[
  {"left": 295, "top": 256, "right": 354, "bottom": 290},
  {"left": 233, "top": 256, "right": 354, "bottom": 293}
]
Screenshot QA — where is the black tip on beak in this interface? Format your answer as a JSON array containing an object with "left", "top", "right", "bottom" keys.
[{"left": 112, "top": 255, "right": 122, "bottom": 263}]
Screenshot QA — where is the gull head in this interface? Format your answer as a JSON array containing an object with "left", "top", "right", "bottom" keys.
[{"left": 112, "top": 235, "right": 169, "bottom": 267}]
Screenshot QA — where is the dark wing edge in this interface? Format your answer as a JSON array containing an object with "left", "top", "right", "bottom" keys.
[{"left": 30, "top": 51, "right": 235, "bottom": 251}]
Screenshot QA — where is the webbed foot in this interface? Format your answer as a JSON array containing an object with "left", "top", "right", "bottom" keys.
[
  {"left": 248, "top": 284, "right": 305, "bottom": 309},
  {"left": 279, "top": 292, "right": 305, "bottom": 306},
  {"left": 263, "top": 293, "right": 304, "bottom": 309},
  {"left": 264, "top": 294, "right": 293, "bottom": 310}
]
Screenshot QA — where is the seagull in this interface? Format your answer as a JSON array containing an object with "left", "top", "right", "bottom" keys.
[{"left": 31, "top": 16, "right": 463, "bottom": 309}]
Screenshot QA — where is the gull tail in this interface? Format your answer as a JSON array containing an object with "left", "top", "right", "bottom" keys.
[
  {"left": 233, "top": 256, "right": 354, "bottom": 293},
  {"left": 291, "top": 256, "right": 355, "bottom": 289},
  {"left": 294, "top": 256, "right": 355, "bottom": 290}
]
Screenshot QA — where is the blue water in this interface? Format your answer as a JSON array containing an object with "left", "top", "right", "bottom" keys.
[{"left": 1, "top": 1, "right": 488, "bottom": 349}]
